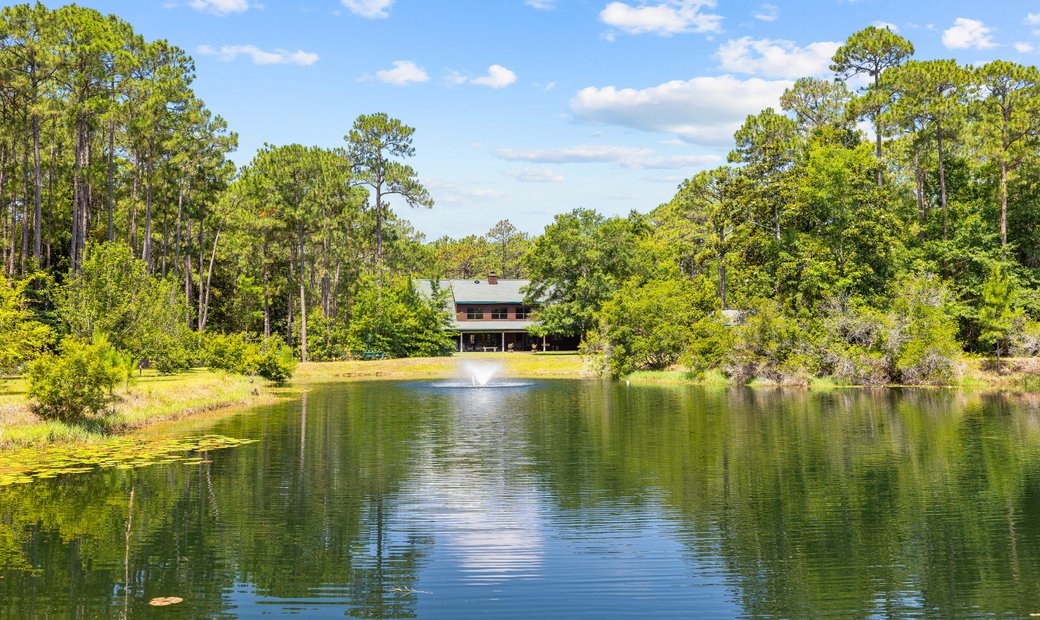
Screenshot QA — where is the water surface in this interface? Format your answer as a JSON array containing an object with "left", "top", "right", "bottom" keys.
[{"left": 3, "top": 380, "right": 1040, "bottom": 618}]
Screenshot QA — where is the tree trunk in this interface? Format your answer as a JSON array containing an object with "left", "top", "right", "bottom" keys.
[
  {"left": 107, "top": 110, "right": 115, "bottom": 242},
  {"left": 936, "top": 121, "right": 949, "bottom": 242},
  {"left": 199, "top": 221, "right": 223, "bottom": 332},
  {"left": 130, "top": 160, "right": 139, "bottom": 255},
  {"left": 913, "top": 152, "right": 926, "bottom": 242},
  {"left": 21, "top": 136, "right": 29, "bottom": 275},
  {"left": 299, "top": 221, "right": 308, "bottom": 362},
  {"left": 1000, "top": 159, "right": 1008, "bottom": 258},
  {"left": 46, "top": 128, "right": 55, "bottom": 268},
  {"left": 718, "top": 226, "right": 727, "bottom": 308},
  {"left": 143, "top": 147, "right": 153, "bottom": 267},
  {"left": 197, "top": 222, "right": 204, "bottom": 330},
  {"left": 31, "top": 113, "right": 41, "bottom": 265},
  {"left": 175, "top": 174, "right": 184, "bottom": 277},
  {"left": 263, "top": 236, "right": 271, "bottom": 339}
]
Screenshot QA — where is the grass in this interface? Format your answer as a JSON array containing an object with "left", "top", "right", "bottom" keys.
[
  {"left": 0, "top": 368, "right": 267, "bottom": 449},
  {"left": 294, "top": 351, "right": 587, "bottom": 382}
]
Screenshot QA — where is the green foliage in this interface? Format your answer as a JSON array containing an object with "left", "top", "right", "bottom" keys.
[
  {"left": 27, "top": 335, "right": 130, "bottom": 423},
  {"left": 978, "top": 266, "right": 1021, "bottom": 359},
  {"left": 60, "top": 242, "right": 193, "bottom": 374},
  {"left": 724, "top": 300, "right": 817, "bottom": 384},
  {"left": 888, "top": 276, "right": 962, "bottom": 384},
  {"left": 0, "top": 274, "right": 51, "bottom": 374},
  {"left": 201, "top": 332, "right": 297, "bottom": 382},
  {"left": 525, "top": 209, "right": 646, "bottom": 338},
  {"left": 594, "top": 277, "right": 701, "bottom": 377},
  {"left": 344, "top": 275, "right": 456, "bottom": 359}
]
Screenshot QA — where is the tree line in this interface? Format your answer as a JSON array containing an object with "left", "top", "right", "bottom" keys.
[{"left": 526, "top": 26, "right": 1040, "bottom": 383}]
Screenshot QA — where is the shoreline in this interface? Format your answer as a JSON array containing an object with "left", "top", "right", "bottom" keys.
[{"left": 3, "top": 352, "right": 1040, "bottom": 452}]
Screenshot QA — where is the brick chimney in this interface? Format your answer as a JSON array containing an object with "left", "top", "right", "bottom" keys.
[{"left": 488, "top": 272, "right": 499, "bottom": 285}]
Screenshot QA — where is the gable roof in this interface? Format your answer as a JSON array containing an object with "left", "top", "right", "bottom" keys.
[{"left": 414, "top": 278, "right": 533, "bottom": 304}]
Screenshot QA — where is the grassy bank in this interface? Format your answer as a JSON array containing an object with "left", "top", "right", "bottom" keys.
[
  {"left": 294, "top": 351, "right": 587, "bottom": 382},
  {"left": 0, "top": 369, "right": 268, "bottom": 449},
  {"left": 625, "top": 357, "right": 1040, "bottom": 390}
]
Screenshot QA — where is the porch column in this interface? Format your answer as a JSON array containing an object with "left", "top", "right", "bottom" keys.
[
  {"left": 459, "top": 333, "right": 463, "bottom": 353},
  {"left": 501, "top": 332, "right": 506, "bottom": 352},
  {"left": 542, "top": 335, "right": 547, "bottom": 352}
]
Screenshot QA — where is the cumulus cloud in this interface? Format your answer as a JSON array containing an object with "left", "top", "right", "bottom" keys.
[
  {"left": 506, "top": 167, "right": 565, "bottom": 183},
  {"left": 496, "top": 145, "right": 720, "bottom": 169},
  {"left": 599, "top": 0, "right": 722, "bottom": 37},
  {"left": 197, "top": 44, "right": 319, "bottom": 66},
  {"left": 716, "top": 37, "right": 840, "bottom": 79},
  {"left": 1015, "top": 41, "right": 1034, "bottom": 53},
  {"left": 471, "top": 65, "right": 517, "bottom": 88},
  {"left": 188, "top": 0, "right": 250, "bottom": 14},
  {"left": 872, "top": 20, "right": 899, "bottom": 32},
  {"left": 570, "top": 75, "right": 791, "bottom": 144},
  {"left": 341, "top": 0, "right": 393, "bottom": 19},
  {"left": 942, "top": 18, "right": 996, "bottom": 50},
  {"left": 752, "top": 3, "right": 778, "bottom": 22},
  {"left": 525, "top": 0, "right": 555, "bottom": 9},
  {"left": 447, "top": 65, "right": 517, "bottom": 88},
  {"left": 376, "top": 60, "right": 429, "bottom": 85}
]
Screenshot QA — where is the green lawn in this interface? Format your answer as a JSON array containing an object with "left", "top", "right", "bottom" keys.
[{"left": 0, "top": 369, "right": 265, "bottom": 449}]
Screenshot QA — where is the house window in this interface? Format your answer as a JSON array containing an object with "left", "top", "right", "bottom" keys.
[
  {"left": 491, "top": 307, "right": 509, "bottom": 320},
  {"left": 466, "top": 307, "right": 484, "bottom": 320},
  {"left": 515, "top": 306, "right": 529, "bottom": 320}
]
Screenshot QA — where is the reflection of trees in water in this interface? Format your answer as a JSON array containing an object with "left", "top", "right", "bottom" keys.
[
  {"left": 524, "top": 384, "right": 1040, "bottom": 618},
  {"left": 5, "top": 382, "right": 1040, "bottom": 617},
  {"left": 0, "top": 383, "right": 434, "bottom": 618}
]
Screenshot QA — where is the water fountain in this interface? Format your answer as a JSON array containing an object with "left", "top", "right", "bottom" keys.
[
  {"left": 422, "top": 359, "right": 533, "bottom": 389},
  {"left": 462, "top": 360, "right": 501, "bottom": 386}
]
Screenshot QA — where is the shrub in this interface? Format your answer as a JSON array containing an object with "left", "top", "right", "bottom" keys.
[
  {"left": 887, "top": 275, "right": 961, "bottom": 385},
  {"left": 596, "top": 277, "right": 700, "bottom": 377},
  {"left": 201, "top": 332, "right": 297, "bottom": 382},
  {"left": 28, "top": 336, "right": 130, "bottom": 423},
  {"left": 724, "top": 300, "right": 814, "bottom": 383},
  {"left": 251, "top": 335, "right": 297, "bottom": 382}
]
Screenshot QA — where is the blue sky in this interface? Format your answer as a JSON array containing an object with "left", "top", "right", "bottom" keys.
[{"left": 27, "top": 0, "right": 1040, "bottom": 238}]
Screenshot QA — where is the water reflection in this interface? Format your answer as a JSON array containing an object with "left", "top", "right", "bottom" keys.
[{"left": 2, "top": 383, "right": 1040, "bottom": 618}]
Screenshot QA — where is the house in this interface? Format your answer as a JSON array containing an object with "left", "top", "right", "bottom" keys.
[{"left": 414, "top": 273, "right": 574, "bottom": 352}]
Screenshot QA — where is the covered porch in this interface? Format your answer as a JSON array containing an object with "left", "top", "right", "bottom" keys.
[{"left": 458, "top": 331, "right": 542, "bottom": 353}]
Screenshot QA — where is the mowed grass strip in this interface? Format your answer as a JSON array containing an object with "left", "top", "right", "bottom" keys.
[{"left": 294, "top": 352, "right": 587, "bottom": 382}]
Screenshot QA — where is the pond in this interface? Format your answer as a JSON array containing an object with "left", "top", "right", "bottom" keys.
[{"left": 3, "top": 380, "right": 1040, "bottom": 618}]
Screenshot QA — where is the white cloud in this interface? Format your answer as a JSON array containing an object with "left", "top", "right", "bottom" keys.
[
  {"left": 496, "top": 145, "right": 720, "bottom": 169},
  {"left": 188, "top": 0, "right": 250, "bottom": 14},
  {"left": 752, "top": 3, "right": 778, "bottom": 22},
  {"left": 570, "top": 75, "right": 790, "bottom": 144},
  {"left": 942, "top": 18, "right": 996, "bottom": 50},
  {"left": 599, "top": 0, "right": 722, "bottom": 37},
  {"left": 471, "top": 65, "right": 517, "bottom": 89},
  {"left": 341, "top": 0, "right": 393, "bottom": 19},
  {"left": 1015, "top": 41, "right": 1035, "bottom": 53},
  {"left": 716, "top": 37, "right": 840, "bottom": 79},
  {"left": 198, "top": 44, "right": 319, "bottom": 66},
  {"left": 447, "top": 65, "right": 518, "bottom": 89},
  {"left": 506, "top": 167, "right": 565, "bottom": 182},
  {"left": 1026, "top": 13, "right": 1040, "bottom": 25},
  {"left": 525, "top": 0, "right": 555, "bottom": 9},
  {"left": 872, "top": 20, "right": 899, "bottom": 32},
  {"left": 376, "top": 60, "right": 429, "bottom": 85}
]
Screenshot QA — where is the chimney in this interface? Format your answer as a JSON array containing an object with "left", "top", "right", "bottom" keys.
[{"left": 488, "top": 273, "right": 499, "bottom": 285}]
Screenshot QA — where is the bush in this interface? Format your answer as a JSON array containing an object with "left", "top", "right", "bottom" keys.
[
  {"left": 724, "top": 300, "right": 816, "bottom": 383},
  {"left": 27, "top": 336, "right": 130, "bottom": 423},
  {"left": 201, "top": 332, "right": 297, "bottom": 382},
  {"left": 887, "top": 275, "right": 961, "bottom": 385},
  {"left": 60, "top": 242, "right": 194, "bottom": 374},
  {"left": 595, "top": 277, "right": 701, "bottom": 377},
  {"left": 252, "top": 335, "right": 297, "bottom": 382}
]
